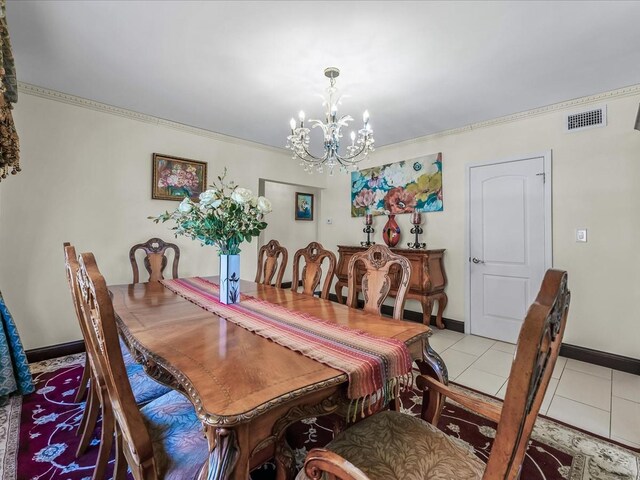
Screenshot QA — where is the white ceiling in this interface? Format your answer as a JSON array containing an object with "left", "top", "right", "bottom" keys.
[{"left": 7, "top": 1, "right": 640, "bottom": 148}]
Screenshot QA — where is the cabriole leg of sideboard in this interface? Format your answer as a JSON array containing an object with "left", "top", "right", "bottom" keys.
[
  {"left": 420, "top": 295, "right": 435, "bottom": 328},
  {"left": 435, "top": 293, "right": 448, "bottom": 330}
]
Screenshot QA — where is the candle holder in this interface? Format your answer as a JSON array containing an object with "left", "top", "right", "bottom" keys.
[
  {"left": 361, "top": 213, "right": 375, "bottom": 247},
  {"left": 407, "top": 212, "right": 426, "bottom": 249}
]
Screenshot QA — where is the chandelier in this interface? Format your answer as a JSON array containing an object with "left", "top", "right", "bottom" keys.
[{"left": 287, "top": 67, "right": 375, "bottom": 175}]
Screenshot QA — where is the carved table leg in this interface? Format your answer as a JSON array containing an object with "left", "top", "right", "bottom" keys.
[
  {"left": 416, "top": 336, "right": 449, "bottom": 424},
  {"left": 271, "top": 394, "right": 340, "bottom": 480},
  {"left": 435, "top": 293, "right": 448, "bottom": 330},
  {"left": 199, "top": 428, "right": 240, "bottom": 480},
  {"left": 275, "top": 441, "right": 296, "bottom": 480}
]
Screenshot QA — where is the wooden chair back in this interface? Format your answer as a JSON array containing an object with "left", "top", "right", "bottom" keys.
[
  {"left": 63, "top": 243, "right": 89, "bottom": 348},
  {"left": 255, "top": 239, "right": 288, "bottom": 288},
  {"left": 64, "top": 244, "right": 105, "bottom": 383},
  {"left": 129, "top": 237, "right": 180, "bottom": 283},
  {"left": 483, "top": 269, "right": 571, "bottom": 479},
  {"left": 63, "top": 243, "right": 96, "bottom": 402},
  {"left": 346, "top": 244, "right": 412, "bottom": 320},
  {"left": 76, "top": 252, "right": 158, "bottom": 478},
  {"left": 292, "top": 242, "right": 336, "bottom": 300}
]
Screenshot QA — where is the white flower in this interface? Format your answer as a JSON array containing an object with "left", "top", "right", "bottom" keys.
[
  {"left": 231, "top": 187, "right": 253, "bottom": 204},
  {"left": 384, "top": 162, "right": 413, "bottom": 187},
  {"left": 257, "top": 196, "right": 272, "bottom": 213},
  {"left": 178, "top": 198, "right": 193, "bottom": 213},
  {"left": 198, "top": 189, "right": 217, "bottom": 205},
  {"left": 374, "top": 189, "right": 387, "bottom": 205}
]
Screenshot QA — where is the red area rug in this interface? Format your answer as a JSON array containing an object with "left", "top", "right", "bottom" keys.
[{"left": 7, "top": 354, "right": 640, "bottom": 479}]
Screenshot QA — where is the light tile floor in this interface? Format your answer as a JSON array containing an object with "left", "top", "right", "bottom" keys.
[{"left": 427, "top": 329, "right": 640, "bottom": 449}]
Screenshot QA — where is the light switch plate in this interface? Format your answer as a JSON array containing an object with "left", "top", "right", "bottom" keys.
[{"left": 576, "top": 229, "right": 587, "bottom": 242}]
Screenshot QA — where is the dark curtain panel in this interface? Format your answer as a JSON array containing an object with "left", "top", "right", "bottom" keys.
[{"left": 0, "top": 0, "right": 19, "bottom": 182}]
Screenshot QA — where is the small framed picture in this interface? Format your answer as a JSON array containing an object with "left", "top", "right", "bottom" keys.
[
  {"left": 295, "top": 192, "right": 314, "bottom": 221},
  {"left": 152, "top": 153, "right": 208, "bottom": 201}
]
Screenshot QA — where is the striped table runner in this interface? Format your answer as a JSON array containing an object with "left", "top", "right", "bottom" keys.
[{"left": 160, "top": 277, "right": 413, "bottom": 416}]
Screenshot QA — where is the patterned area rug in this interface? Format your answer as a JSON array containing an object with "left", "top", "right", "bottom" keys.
[{"left": 2, "top": 354, "right": 639, "bottom": 479}]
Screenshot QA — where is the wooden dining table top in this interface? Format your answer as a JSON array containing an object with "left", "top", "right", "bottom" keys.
[{"left": 109, "top": 277, "right": 431, "bottom": 425}]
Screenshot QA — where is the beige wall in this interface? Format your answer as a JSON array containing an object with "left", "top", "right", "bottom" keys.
[
  {"left": 318, "top": 90, "right": 640, "bottom": 359},
  {"left": 0, "top": 92, "right": 326, "bottom": 349},
  {"left": 2, "top": 86, "right": 639, "bottom": 360},
  {"left": 260, "top": 181, "right": 321, "bottom": 283}
]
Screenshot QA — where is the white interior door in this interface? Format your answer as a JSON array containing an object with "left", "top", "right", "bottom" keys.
[{"left": 469, "top": 155, "right": 548, "bottom": 343}]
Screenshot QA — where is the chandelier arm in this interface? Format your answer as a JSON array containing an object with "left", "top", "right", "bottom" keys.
[
  {"left": 293, "top": 144, "right": 330, "bottom": 164},
  {"left": 335, "top": 142, "right": 368, "bottom": 165}
]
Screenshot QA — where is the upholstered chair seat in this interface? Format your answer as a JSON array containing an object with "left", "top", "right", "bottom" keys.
[
  {"left": 140, "top": 390, "right": 209, "bottom": 480},
  {"left": 296, "top": 410, "right": 485, "bottom": 480},
  {"left": 125, "top": 361, "right": 172, "bottom": 405}
]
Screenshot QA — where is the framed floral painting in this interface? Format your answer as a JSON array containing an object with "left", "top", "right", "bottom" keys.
[
  {"left": 351, "top": 152, "right": 442, "bottom": 216},
  {"left": 152, "top": 153, "right": 208, "bottom": 201},
  {"left": 295, "top": 192, "right": 314, "bottom": 221}
]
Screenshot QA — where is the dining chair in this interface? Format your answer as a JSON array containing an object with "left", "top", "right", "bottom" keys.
[
  {"left": 291, "top": 242, "right": 337, "bottom": 300},
  {"left": 75, "top": 252, "right": 208, "bottom": 480},
  {"left": 64, "top": 244, "right": 171, "bottom": 477},
  {"left": 299, "top": 269, "right": 571, "bottom": 480},
  {"left": 63, "top": 242, "right": 91, "bottom": 404},
  {"left": 129, "top": 237, "right": 180, "bottom": 283},
  {"left": 255, "top": 239, "right": 288, "bottom": 288},
  {"left": 346, "top": 244, "right": 412, "bottom": 320}
]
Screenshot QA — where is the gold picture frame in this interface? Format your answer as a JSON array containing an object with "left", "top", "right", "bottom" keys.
[{"left": 152, "top": 153, "right": 208, "bottom": 201}]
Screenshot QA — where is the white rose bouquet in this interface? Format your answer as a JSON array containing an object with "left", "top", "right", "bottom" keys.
[{"left": 151, "top": 168, "right": 271, "bottom": 255}]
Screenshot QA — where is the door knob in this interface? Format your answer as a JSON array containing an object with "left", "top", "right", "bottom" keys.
[{"left": 471, "top": 257, "right": 485, "bottom": 264}]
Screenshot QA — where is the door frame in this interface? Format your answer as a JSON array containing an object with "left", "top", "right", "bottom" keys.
[{"left": 464, "top": 150, "right": 553, "bottom": 336}]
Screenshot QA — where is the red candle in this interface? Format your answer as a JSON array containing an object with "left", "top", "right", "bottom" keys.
[
  {"left": 411, "top": 212, "right": 422, "bottom": 225},
  {"left": 365, "top": 213, "right": 373, "bottom": 226}
]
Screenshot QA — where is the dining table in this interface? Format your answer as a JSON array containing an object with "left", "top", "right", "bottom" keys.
[{"left": 109, "top": 277, "right": 449, "bottom": 480}]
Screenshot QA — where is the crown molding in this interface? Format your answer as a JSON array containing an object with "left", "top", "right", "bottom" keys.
[
  {"left": 378, "top": 83, "right": 640, "bottom": 151},
  {"left": 17, "top": 82, "right": 289, "bottom": 155},
  {"left": 18, "top": 81, "right": 640, "bottom": 153}
]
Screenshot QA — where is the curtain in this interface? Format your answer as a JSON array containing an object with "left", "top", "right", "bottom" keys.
[
  {"left": 0, "top": 0, "right": 19, "bottom": 182},
  {"left": 0, "top": 291, "right": 33, "bottom": 398}
]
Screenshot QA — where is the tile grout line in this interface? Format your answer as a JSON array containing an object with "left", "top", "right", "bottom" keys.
[
  {"left": 611, "top": 393, "right": 640, "bottom": 405},
  {"left": 543, "top": 377, "right": 561, "bottom": 415},
  {"left": 552, "top": 393, "right": 612, "bottom": 413}
]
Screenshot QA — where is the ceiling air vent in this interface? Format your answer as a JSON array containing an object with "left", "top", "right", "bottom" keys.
[{"left": 565, "top": 105, "right": 607, "bottom": 133}]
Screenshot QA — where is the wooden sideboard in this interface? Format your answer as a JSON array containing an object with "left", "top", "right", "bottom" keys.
[{"left": 335, "top": 245, "right": 448, "bottom": 329}]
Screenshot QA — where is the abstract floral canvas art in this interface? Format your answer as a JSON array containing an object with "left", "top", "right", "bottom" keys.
[
  {"left": 152, "top": 153, "right": 207, "bottom": 201},
  {"left": 351, "top": 152, "right": 443, "bottom": 216}
]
